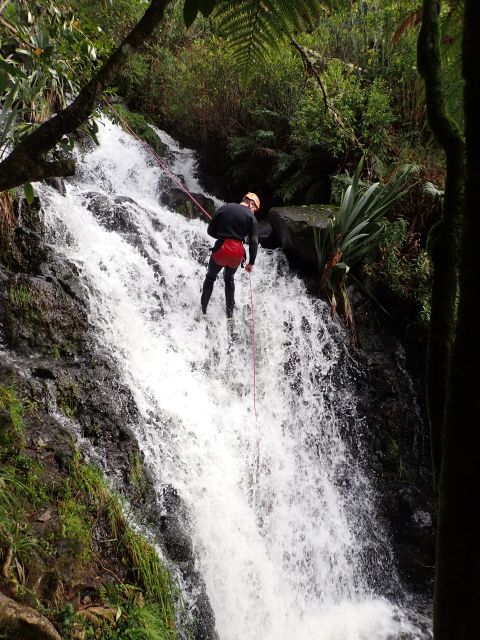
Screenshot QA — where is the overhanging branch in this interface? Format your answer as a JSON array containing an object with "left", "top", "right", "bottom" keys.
[{"left": 0, "top": 0, "right": 171, "bottom": 192}]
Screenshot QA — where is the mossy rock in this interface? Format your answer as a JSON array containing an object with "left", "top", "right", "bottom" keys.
[
  {"left": 3, "top": 276, "right": 87, "bottom": 355},
  {"left": 111, "top": 105, "right": 168, "bottom": 157},
  {"left": 268, "top": 205, "right": 336, "bottom": 269}
]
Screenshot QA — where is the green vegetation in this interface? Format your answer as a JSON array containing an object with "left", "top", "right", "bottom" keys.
[
  {"left": 0, "top": 385, "right": 25, "bottom": 453},
  {"left": 113, "top": 1, "right": 448, "bottom": 199},
  {"left": 0, "top": 0, "right": 454, "bottom": 324},
  {"left": 313, "top": 158, "right": 419, "bottom": 324},
  {"left": 129, "top": 452, "right": 147, "bottom": 491},
  {"left": 0, "top": 386, "right": 180, "bottom": 639},
  {"left": 0, "top": 0, "right": 102, "bottom": 155},
  {"left": 364, "top": 216, "right": 432, "bottom": 324},
  {"left": 57, "top": 381, "right": 79, "bottom": 418},
  {"left": 8, "top": 284, "right": 35, "bottom": 316}
]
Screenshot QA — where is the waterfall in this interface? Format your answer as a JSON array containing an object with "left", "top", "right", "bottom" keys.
[{"left": 42, "top": 117, "right": 431, "bottom": 640}]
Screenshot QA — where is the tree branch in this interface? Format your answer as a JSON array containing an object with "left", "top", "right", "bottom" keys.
[
  {"left": 417, "top": 0, "right": 464, "bottom": 494},
  {"left": 291, "top": 38, "right": 364, "bottom": 151},
  {"left": 0, "top": 0, "right": 171, "bottom": 192}
]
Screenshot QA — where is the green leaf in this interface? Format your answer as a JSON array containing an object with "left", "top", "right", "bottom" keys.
[
  {"left": 60, "top": 136, "right": 75, "bottom": 152},
  {"left": 23, "top": 183, "right": 34, "bottom": 205},
  {"left": 0, "top": 70, "right": 8, "bottom": 92},
  {"left": 214, "top": 0, "right": 325, "bottom": 72},
  {"left": 0, "top": 60, "right": 27, "bottom": 80},
  {"left": 183, "top": 0, "right": 200, "bottom": 28}
]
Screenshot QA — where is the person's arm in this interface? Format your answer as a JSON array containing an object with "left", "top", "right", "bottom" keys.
[{"left": 246, "top": 217, "right": 259, "bottom": 271}]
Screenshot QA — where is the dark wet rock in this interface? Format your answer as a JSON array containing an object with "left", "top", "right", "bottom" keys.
[
  {"left": 80, "top": 191, "right": 138, "bottom": 234},
  {"left": 15, "top": 195, "right": 44, "bottom": 234},
  {"left": 182, "top": 572, "right": 219, "bottom": 640},
  {"left": 113, "top": 195, "right": 137, "bottom": 208},
  {"left": 1, "top": 274, "right": 88, "bottom": 357},
  {"left": 160, "top": 187, "right": 215, "bottom": 220},
  {"left": 267, "top": 205, "right": 335, "bottom": 269},
  {"left": 39, "top": 258, "right": 89, "bottom": 306},
  {"left": 31, "top": 367, "right": 56, "bottom": 380},
  {"left": 80, "top": 191, "right": 110, "bottom": 216},
  {"left": 157, "top": 171, "right": 185, "bottom": 194},
  {"left": 0, "top": 198, "right": 49, "bottom": 274},
  {"left": 257, "top": 219, "right": 278, "bottom": 249},
  {"left": 159, "top": 485, "right": 218, "bottom": 640},
  {"left": 351, "top": 304, "right": 434, "bottom": 597},
  {"left": 13, "top": 227, "right": 50, "bottom": 274},
  {"left": 44, "top": 177, "right": 67, "bottom": 196},
  {"left": 160, "top": 485, "right": 193, "bottom": 563},
  {"left": 151, "top": 218, "right": 165, "bottom": 233}
]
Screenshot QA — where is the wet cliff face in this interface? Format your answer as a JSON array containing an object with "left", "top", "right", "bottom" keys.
[
  {"left": 0, "top": 192, "right": 217, "bottom": 640},
  {"left": 353, "top": 305, "right": 434, "bottom": 598},
  {"left": 1, "top": 174, "right": 434, "bottom": 637},
  {"left": 1, "top": 195, "right": 143, "bottom": 496}
]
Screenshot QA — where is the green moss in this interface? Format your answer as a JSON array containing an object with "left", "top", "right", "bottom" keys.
[
  {"left": 4, "top": 283, "right": 42, "bottom": 345},
  {"left": 58, "top": 499, "right": 92, "bottom": 562},
  {"left": 8, "top": 284, "right": 35, "bottom": 314},
  {"left": 0, "top": 384, "right": 26, "bottom": 455},
  {"left": 129, "top": 451, "right": 146, "bottom": 490},
  {"left": 387, "top": 438, "right": 406, "bottom": 478},
  {"left": 58, "top": 381, "right": 79, "bottom": 418},
  {"left": 0, "top": 387, "right": 181, "bottom": 638}
]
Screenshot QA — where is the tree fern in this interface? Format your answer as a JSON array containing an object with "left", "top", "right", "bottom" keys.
[
  {"left": 183, "top": 0, "right": 336, "bottom": 71},
  {"left": 214, "top": 0, "right": 325, "bottom": 70}
]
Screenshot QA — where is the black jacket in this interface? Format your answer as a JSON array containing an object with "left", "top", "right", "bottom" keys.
[{"left": 207, "top": 203, "right": 259, "bottom": 264}]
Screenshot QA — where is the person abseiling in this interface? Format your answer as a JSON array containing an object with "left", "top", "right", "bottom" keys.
[{"left": 201, "top": 192, "right": 260, "bottom": 318}]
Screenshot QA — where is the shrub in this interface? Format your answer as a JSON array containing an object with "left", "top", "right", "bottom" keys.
[
  {"left": 364, "top": 216, "right": 432, "bottom": 325},
  {"left": 314, "top": 158, "right": 418, "bottom": 325}
]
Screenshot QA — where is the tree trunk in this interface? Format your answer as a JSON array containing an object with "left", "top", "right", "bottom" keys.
[
  {"left": 433, "top": 1, "right": 480, "bottom": 637},
  {"left": 417, "top": 0, "right": 464, "bottom": 494},
  {"left": 0, "top": 0, "right": 171, "bottom": 192}
]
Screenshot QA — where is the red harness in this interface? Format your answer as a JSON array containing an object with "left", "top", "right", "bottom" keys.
[{"left": 212, "top": 239, "right": 246, "bottom": 268}]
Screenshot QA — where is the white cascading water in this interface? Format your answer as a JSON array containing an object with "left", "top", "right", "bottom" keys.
[{"left": 42, "top": 118, "right": 431, "bottom": 640}]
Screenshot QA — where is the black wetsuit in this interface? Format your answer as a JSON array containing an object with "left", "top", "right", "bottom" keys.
[{"left": 201, "top": 203, "right": 259, "bottom": 317}]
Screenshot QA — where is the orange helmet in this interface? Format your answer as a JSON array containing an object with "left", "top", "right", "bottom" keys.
[{"left": 244, "top": 192, "right": 260, "bottom": 211}]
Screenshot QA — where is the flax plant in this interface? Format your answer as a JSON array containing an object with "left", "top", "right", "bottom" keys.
[{"left": 314, "top": 157, "right": 418, "bottom": 325}]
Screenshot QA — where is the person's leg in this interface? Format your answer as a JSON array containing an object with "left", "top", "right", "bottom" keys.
[
  {"left": 224, "top": 266, "right": 239, "bottom": 318},
  {"left": 201, "top": 257, "right": 222, "bottom": 313}
]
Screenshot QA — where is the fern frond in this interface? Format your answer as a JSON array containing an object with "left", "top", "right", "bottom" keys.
[
  {"left": 213, "top": 0, "right": 327, "bottom": 71},
  {"left": 252, "top": 145, "right": 277, "bottom": 158},
  {"left": 275, "top": 169, "right": 313, "bottom": 202},
  {"left": 227, "top": 135, "right": 255, "bottom": 158},
  {"left": 253, "top": 129, "right": 275, "bottom": 141},
  {"left": 391, "top": 8, "right": 423, "bottom": 47},
  {"left": 271, "top": 151, "right": 296, "bottom": 179}
]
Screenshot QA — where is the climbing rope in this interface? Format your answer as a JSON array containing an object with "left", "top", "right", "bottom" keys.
[
  {"left": 249, "top": 270, "right": 261, "bottom": 493},
  {"left": 103, "top": 97, "right": 260, "bottom": 493}
]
